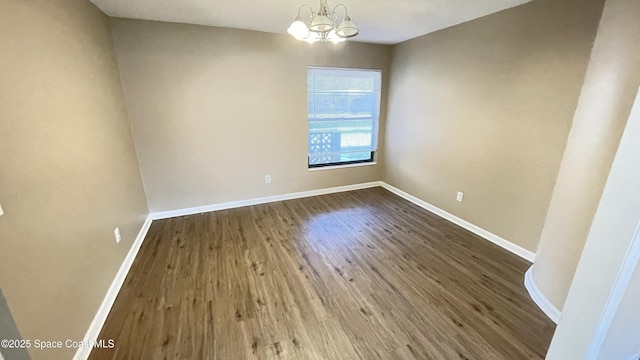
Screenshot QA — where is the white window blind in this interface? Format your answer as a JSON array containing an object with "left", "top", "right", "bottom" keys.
[{"left": 307, "top": 67, "right": 382, "bottom": 167}]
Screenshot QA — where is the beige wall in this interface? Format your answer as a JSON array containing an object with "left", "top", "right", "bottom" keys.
[
  {"left": 0, "top": 1, "right": 149, "bottom": 359},
  {"left": 531, "top": 0, "right": 640, "bottom": 310},
  {"left": 546, "top": 84, "right": 640, "bottom": 359},
  {"left": 0, "top": 1, "right": 631, "bottom": 359},
  {"left": 382, "top": 0, "right": 604, "bottom": 253},
  {"left": 109, "top": 19, "right": 391, "bottom": 213}
]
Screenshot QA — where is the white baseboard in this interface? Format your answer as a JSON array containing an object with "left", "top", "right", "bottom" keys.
[
  {"left": 153, "top": 181, "right": 536, "bottom": 264},
  {"left": 524, "top": 267, "right": 561, "bottom": 323},
  {"left": 74, "top": 215, "right": 153, "bottom": 360},
  {"left": 151, "top": 181, "right": 383, "bottom": 220},
  {"left": 379, "top": 182, "right": 536, "bottom": 262},
  {"left": 382, "top": 182, "right": 556, "bottom": 322}
]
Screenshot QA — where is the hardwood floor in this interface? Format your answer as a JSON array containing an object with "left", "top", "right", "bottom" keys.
[{"left": 89, "top": 187, "right": 555, "bottom": 360}]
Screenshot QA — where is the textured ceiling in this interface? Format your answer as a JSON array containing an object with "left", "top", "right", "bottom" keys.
[{"left": 89, "top": 0, "right": 532, "bottom": 44}]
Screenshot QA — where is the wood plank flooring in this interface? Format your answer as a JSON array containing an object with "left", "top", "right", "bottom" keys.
[{"left": 89, "top": 187, "right": 555, "bottom": 360}]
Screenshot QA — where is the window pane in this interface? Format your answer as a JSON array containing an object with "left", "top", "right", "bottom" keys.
[{"left": 307, "top": 67, "right": 381, "bottom": 167}]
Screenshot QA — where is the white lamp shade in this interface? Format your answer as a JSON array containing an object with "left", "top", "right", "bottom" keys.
[
  {"left": 335, "top": 17, "right": 359, "bottom": 38},
  {"left": 287, "top": 17, "right": 310, "bottom": 40},
  {"left": 309, "top": 14, "right": 333, "bottom": 32}
]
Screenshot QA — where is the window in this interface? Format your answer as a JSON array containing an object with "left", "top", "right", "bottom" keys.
[{"left": 307, "top": 67, "right": 382, "bottom": 168}]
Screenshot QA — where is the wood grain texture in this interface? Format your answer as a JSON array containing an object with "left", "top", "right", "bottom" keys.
[{"left": 89, "top": 187, "right": 554, "bottom": 360}]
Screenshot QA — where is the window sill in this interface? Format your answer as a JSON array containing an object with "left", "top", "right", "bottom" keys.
[{"left": 308, "top": 162, "right": 377, "bottom": 172}]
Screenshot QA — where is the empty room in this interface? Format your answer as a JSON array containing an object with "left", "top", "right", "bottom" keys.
[{"left": 1, "top": 0, "right": 639, "bottom": 359}]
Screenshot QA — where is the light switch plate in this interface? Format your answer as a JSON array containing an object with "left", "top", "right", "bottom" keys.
[{"left": 0, "top": 203, "right": 4, "bottom": 217}]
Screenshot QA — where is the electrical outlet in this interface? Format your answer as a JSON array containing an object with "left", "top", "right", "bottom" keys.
[
  {"left": 265, "top": 175, "right": 271, "bottom": 184},
  {"left": 114, "top": 227, "right": 121, "bottom": 243},
  {"left": 456, "top": 192, "right": 464, "bottom": 202}
]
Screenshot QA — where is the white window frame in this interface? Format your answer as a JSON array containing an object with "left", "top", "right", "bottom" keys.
[{"left": 307, "top": 66, "right": 382, "bottom": 169}]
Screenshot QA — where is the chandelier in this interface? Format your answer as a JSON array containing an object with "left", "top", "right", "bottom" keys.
[{"left": 287, "top": 0, "right": 359, "bottom": 44}]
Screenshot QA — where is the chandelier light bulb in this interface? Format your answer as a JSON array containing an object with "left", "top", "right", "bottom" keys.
[
  {"left": 306, "top": 31, "right": 321, "bottom": 44},
  {"left": 287, "top": 16, "right": 310, "bottom": 40},
  {"left": 327, "top": 30, "right": 345, "bottom": 44}
]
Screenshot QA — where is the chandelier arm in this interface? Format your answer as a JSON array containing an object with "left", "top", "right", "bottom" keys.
[
  {"left": 331, "top": 3, "right": 349, "bottom": 18},
  {"left": 297, "top": 4, "right": 316, "bottom": 19},
  {"left": 329, "top": 12, "right": 339, "bottom": 27},
  {"left": 298, "top": 4, "right": 316, "bottom": 23}
]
